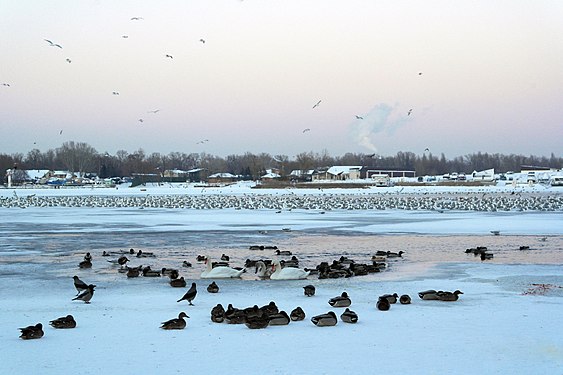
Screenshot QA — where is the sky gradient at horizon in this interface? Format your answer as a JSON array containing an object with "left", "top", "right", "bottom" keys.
[{"left": 1, "top": 0, "right": 562, "bottom": 158}]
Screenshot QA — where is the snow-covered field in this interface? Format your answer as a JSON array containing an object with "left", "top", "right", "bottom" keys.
[{"left": 1, "top": 183, "right": 562, "bottom": 374}]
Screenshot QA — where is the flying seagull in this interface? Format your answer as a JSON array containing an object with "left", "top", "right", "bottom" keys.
[
  {"left": 355, "top": 115, "right": 364, "bottom": 120},
  {"left": 59, "top": 130, "right": 63, "bottom": 135},
  {"left": 66, "top": 58, "right": 71, "bottom": 63},
  {"left": 407, "top": 109, "right": 412, "bottom": 116},
  {"left": 112, "top": 91, "right": 119, "bottom": 95},
  {"left": 122, "top": 35, "right": 129, "bottom": 39},
  {"left": 418, "top": 72, "right": 423, "bottom": 75},
  {"left": 44, "top": 39, "right": 62, "bottom": 49},
  {"left": 424, "top": 148, "right": 430, "bottom": 152},
  {"left": 1, "top": 83, "right": 10, "bottom": 87},
  {"left": 199, "top": 39, "right": 206, "bottom": 44},
  {"left": 312, "top": 100, "right": 321, "bottom": 109},
  {"left": 165, "top": 54, "right": 173, "bottom": 59},
  {"left": 302, "top": 128, "right": 311, "bottom": 133},
  {"left": 147, "top": 109, "right": 160, "bottom": 114},
  {"left": 138, "top": 119, "right": 144, "bottom": 123},
  {"left": 130, "top": 17, "right": 143, "bottom": 20}
]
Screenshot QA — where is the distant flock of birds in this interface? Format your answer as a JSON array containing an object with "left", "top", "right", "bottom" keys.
[{"left": 2, "top": 192, "right": 562, "bottom": 212}]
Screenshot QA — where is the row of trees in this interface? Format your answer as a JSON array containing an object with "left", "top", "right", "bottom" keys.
[{"left": 1, "top": 141, "right": 561, "bottom": 180}]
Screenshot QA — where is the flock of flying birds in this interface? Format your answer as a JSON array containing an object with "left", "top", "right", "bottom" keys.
[{"left": 1, "top": 16, "right": 426, "bottom": 151}]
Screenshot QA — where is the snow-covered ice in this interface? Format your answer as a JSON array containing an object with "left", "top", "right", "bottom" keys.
[{"left": 1, "top": 183, "right": 562, "bottom": 374}]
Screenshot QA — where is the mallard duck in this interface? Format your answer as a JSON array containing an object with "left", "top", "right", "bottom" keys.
[
  {"left": 245, "top": 311, "right": 270, "bottom": 329},
  {"left": 437, "top": 290, "right": 464, "bottom": 301},
  {"left": 311, "top": 311, "right": 337, "bottom": 327},
  {"left": 160, "top": 312, "right": 189, "bottom": 330},
  {"left": 399, "top": 294, "right": 412, "bottom": 304},
  {"left": 340, "top": 308, "right": 358, "bottom": 323},
  {"left": 225, "top": 304, "right": 246, "bottom": 324},
  {"left": 49, "top": 315, "right": 76, "bottom": 329},
  {"left": 19, "top": 323, "right": 44, "bottom": 339},
  {"left": 290, "top": 306, "right": 305, "bottom": 321},
  {"left": 303, "top": 285, "right": 316, "bottom": 297},
  {"left": 268, "top": 311, "right": 290, "bottom": 326},
  {"left": 126, "top": 267, "right": 140, "bottom": 278},
  {"left": 170, "top": 276, "right": 186, "bottom": 288},
  {"left": 207, "top": 281, "right": 219, "bottom": 293},
  {"left": 380, "top": 293, "right": 399, "bottom": 304},
  {"left": 275, "top": 249, "right": 292, "bottom": 256},
  {"left": 211, "top": 304, "right": 225, "bottom": 323},
  {"left": 418, "top": 290, "right": 440, "bottom": 300},
  {"left": 328, "top": 292, "right": 351, "bottom": 307},
  {"left": 259, "top": 301, "right": 279, "bottom": 316},
  {"left": 376, "top": 297, "right": 390, "bottom": 311}
]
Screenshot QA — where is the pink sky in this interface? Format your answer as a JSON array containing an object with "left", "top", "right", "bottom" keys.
[{"left": 1, "top": 0, "right": 562, "bottom": 158}]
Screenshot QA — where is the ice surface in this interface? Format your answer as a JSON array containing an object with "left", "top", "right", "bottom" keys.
[{"left": 1, "top": 184, "right": 562, "bottom": 374}]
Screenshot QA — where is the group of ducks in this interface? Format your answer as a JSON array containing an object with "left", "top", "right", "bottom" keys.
[
  {"left": 18, "top": 282, "right": 83, "bottom": 340},
  {"left": 18, "top": 315, "right": 77, "bottom": 340},
  {"left": 20, "top": 266, "right": 464, "bottom": 338}
]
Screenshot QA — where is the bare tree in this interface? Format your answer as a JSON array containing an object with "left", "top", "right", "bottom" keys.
[{"left": 56, "top": 141, "right": 97, "bottom": 175}]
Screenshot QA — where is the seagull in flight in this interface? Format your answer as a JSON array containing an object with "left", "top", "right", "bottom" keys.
[
  {"left": 302, "top": 128, "right": 311, "bottom": 133},
  {"left": 138, "top": 119, "right": 144, "bottom": 123},
  {"left": 355, "top": 115, "right": 364, "bottom": 120},
  {"left": 199, "top": 39, "right": 206, "bottom": 44},
  {"left": 112, "top": 91, "right": 120, "bottom": 95},
  {"left": 407, "top": 109, "right": 412, "bottom": 116},
  {"left": 165, "top": 54, "right": 173, "bottom": 59},
  {"left": 59, "top": 130, "right": 63, "bottom": 135},
  {"left": 122, "top": 35, "right": 129, "bottom": 39},
  {"left": 418, "top": 72, "right": 423, "bottom": 75},
  {"left": 1, "top": 83, "right": 10, "bottom": 87},
  {"left": 66, "top": 58, "right": 72, "bottom": 63},
  {"left": 44, "top": 39, "right": 62, "bottom": 49},
  {"left": 424, "top": 148, "right": 430, "bottom": 152},
  {"left": 196, "top": 139, "right": 209, "bottom": 145},
  {"left": 147, "top": 109, "right": 160, "bottom": 114},
  {"left": 130, "top": 17, "right": 143, "bottom": 21},
  {"left": 312, "top": 100, "right": 321, "bottom": 109}
]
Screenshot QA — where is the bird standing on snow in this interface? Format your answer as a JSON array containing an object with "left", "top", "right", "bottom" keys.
[
  {"left": 177, "top": 282, "right": 197, "bottom": 305},
  {"left": 72, "top": 284, "right": 95, "bottom": 304},
  {"left": 73, "top": 275, "right": 88, "bottom": 295}
]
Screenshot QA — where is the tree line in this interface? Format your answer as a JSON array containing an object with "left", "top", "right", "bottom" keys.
[{"left": 1, "top": 141, "right": 561, "bottom": 180}]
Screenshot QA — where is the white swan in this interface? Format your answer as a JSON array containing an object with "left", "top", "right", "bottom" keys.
[
  {"left": 255, "top": 261, "right": 272, "bottom": 279},
  {"left": 200, "top": 258, "right": 245, "bottom": 279},
  {"left": 270, "top": 260, "right": 310, "bottom": 280}
]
